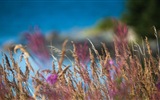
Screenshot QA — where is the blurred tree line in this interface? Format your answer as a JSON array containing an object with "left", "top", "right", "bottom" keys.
[
  {"left": 122, "top": 0, "right": 160, "bottom": 38},
  {"left": 96, "top": 0, "right": 160, "bottom": 39}
]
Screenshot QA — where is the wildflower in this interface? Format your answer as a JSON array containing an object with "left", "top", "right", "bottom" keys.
[
  {"left": 114, "top": 22, "right": 129, "bottom": 56},
  {"left": 109, "top": 60, "right": 114, "bottom": 65},
  {"left": 75, "top": 41, "right": 89, "bottom": 65},
  {"left": 0, "top": 82, "right": 9, "bottom": 96},
  {"left": 114, "top": 22, "right": 128, "bottom": 45},
  {"left": 115, "top": 22, "right": 128, "bottom": 40},
  {"left": 46, "top": 74, "right": 58, "bottom": 85},
  {"left": 156, "top": 82, "right": 160, "bottom": 91},
  {"left": 24, "top": 28, "right": 50, "bottom": 62}
]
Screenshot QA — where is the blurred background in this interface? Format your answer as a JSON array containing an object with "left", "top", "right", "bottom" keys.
[
  {"left": 1, "top": 0, "right": 160, "bottom": 95},
  {"left": 0, "top": 0, "right": 124, "bottom": 49},
  {"left": 0, "top": 0, "right": 160, "bottom": 56}
]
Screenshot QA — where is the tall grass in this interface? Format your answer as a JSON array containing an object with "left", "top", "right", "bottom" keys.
[{"left": 0, "top": 23, "right": 160, "bottom": 100}]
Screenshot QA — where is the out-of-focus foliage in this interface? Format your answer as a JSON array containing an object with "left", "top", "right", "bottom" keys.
[
  {"left": 122, "top": 0, "right": 160, "bottom": 38},
  {"left": 1, "top": 24, "right": 160, "bottom": 99},
  {"left": 96, "top": 18, "right": 115, "bottom": 31}
]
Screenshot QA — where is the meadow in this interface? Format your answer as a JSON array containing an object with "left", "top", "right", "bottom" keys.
[{"left": 0, "top": 22, "right": 160, "bottom": 100}]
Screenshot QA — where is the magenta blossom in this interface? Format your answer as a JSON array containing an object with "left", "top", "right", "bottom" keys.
[
  {"left": 114, "top": 22, "right": 128, "bottom": 55},
  {"left": 24, "top": 28, "right": 50, "bottom": 62},
  {"left": 109, "top": 60, "right": 114, "bottom": 65},
  {"left": 46, "top": 74, "right": 58, "bottom": 85},
  {"left": 75, "top": 41, "right": 89, "bottom": 65},
  {"left": 156, "top": 82, "right": 160, "bottom": 91},
  {"left": 114, "top": 22, "right": 128, "bottom": 45},
  {"left": 115, "top": 23, "right": 128, "bottom": 39}
]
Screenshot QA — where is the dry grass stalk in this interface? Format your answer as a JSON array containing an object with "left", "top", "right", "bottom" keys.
[{"left": 1, "top": 35, "right": 160, "bottom": 100}]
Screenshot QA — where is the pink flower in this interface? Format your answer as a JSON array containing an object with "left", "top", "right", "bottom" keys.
[
  {"left": 115, "top": 23, "right": 128, "bottom": 39},
  {"left": 75, "top": 41, "right": 89, "bottom": 65},
  {"left": 24, "top": 28, "right": 50, "bottom": 62},
  {"left": 156, "top": 82, "right": 160, "bottom": 91},
  {"left": 114, "top": 22, "right": 128, "bottom": 45},
  {"left": 109, "top": 60, "right": 114, "bottom": 65},
  {"left": 46, "top": 74, "right": 58, "bottom": 85},
  {"left": 114, "top": 22, "right": 128, "bottom": 55}
]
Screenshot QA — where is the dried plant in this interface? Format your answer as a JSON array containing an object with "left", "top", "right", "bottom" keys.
[{"left": 1, "top": 26, "right": 160, "bottom": 100}]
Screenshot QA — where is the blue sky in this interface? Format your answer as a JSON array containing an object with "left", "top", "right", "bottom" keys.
[{"left": 0, "top": 0, "right": 126, "bottom": 46}]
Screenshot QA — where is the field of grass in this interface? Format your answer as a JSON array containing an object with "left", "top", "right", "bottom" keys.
[{"left": 0, "top": 22, "right": 160, "bottom": 100}]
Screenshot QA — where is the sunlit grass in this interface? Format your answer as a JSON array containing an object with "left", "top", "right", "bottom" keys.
[{"left": 0, "top": 23, "right": 160, "bottom": 100}]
